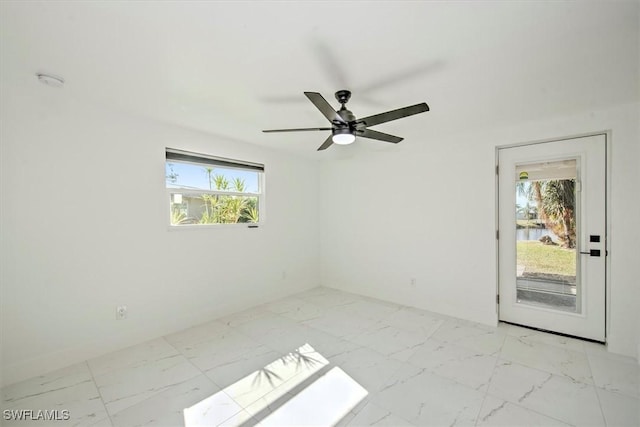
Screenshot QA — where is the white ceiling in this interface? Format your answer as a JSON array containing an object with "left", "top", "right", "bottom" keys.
[{"left": 1, "top": 1, "right": 638, "bottom": 156}]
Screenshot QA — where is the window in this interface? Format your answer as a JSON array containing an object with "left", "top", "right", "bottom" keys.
[{"left": 165, "top": 148, "right": 264, "bottom": 226}]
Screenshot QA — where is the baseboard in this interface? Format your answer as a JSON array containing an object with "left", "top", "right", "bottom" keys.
[
  {"left": 322, "top": 283, "right": 498, "bottom": 328},
  {"left": 1, "top": 283, "right": 318, "bottom": 388}
]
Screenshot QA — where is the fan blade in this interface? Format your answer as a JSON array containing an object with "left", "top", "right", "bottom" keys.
[
  {"left": 263, "top": 127, "right": 332, "bottom": 133},
  {"left": 356, "top": 103, "right": 429, "bottom": 128},
  {"left": 304, "top": 92, "right": 346, "bottom": 124},
  {"left": 357, "top": 129, "right": 403, "bottom": 144},
  {"left": 317, "top": 135, "right": 334, "bottom": 151}
]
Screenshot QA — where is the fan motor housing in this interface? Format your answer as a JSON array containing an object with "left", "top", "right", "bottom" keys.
[
  {"left": 335, "top": 90, "right": 352, "bottom": 105},
  {"left": 337, "top": 108, "right": 355, "bottom": 123}
]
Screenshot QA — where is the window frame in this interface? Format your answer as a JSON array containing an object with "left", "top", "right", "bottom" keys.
[{"left": 165, "top": 148, "right": 265, "bottom": 229}]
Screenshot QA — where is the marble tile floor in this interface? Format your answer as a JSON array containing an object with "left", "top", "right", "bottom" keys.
[{"left": 2, "top": 287, "right": 638, "bottom": 427}]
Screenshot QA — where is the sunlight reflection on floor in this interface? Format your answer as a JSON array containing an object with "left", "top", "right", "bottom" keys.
[
  {"left": 183, "top": 343, "right": 368, "bottom": 426},
  {"left": 259, "top": 367, "right": 368, "bottom": 426}
]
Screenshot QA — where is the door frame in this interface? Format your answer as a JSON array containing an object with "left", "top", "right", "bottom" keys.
[{"left": 495, "top": 131, "right": 611, "bottom": 342}]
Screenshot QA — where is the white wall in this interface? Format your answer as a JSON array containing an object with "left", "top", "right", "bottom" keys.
[
  {"left": 320, "top": 102, "right": 640, "bottom": 359},
  {"left": 1, "top": 86, "right": 637, "bottom": 389},
  {"left": 0, "top": 89, "right": 320, "bottom": 387}
]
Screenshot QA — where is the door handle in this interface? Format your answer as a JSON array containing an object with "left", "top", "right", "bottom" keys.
[{"left": 580, "top": 249, "right": 601, "bottom": 257}]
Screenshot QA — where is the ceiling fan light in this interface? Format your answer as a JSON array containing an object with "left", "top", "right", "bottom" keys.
[{"left": 332, "top": 130, "right": 356, "bottom": 145}]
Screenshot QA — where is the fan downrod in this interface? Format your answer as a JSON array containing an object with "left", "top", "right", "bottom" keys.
[{"left": 335, "top": 90, "right": 352, "bottom": 105}]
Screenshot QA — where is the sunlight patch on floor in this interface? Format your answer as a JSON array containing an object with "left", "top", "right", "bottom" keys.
[
  {"left": 182, "top": 343, "right": 367, "bottom": 426},
  {"left": 259, "top": 367, "right": 368, "bottom": 426}
]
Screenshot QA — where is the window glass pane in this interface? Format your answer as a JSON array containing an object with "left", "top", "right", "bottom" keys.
[
  {"left": 170, "top": 193, "right": 259, "bottom": 225},
  {"left": 166, "top": 161, "right": 260, "bottom": 193},
  {"left": 515, "top": 159, "right": 578, "bottom": 313}
]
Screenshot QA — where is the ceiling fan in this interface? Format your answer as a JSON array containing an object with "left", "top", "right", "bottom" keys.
[{"left": 262, "top": 90, "right": 429, "bottom": 151}]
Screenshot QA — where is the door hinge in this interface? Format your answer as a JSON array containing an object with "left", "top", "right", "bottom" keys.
[
  {"left": 496, "top": 230, "right": 499, "bottom": 240},
  {"left": 496, "top": 165, "right": 499, "bottom": 175},
  {"left": 496, "top": 294, "right": 500, "bottom": 304}
]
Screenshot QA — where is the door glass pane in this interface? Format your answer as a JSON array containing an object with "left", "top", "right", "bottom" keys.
[{"left": 515, "top": 159, "right": 579, "bottom": 313}]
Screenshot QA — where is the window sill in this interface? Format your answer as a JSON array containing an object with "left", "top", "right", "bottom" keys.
[{"left": 167, "top": 223, "right": 263, "bottom": 231}]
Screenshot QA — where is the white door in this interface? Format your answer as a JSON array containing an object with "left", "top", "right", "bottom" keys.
[{"left": 498, "top": 134, "right": 606, "bottom": 341}]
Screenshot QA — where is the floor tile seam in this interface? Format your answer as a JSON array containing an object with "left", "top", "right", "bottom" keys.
[
  {"left": 166, "top": 305, "right": 359, "bottom": 358},
  {"left": 370, "top": 358, "right": 420, "bottom": 398},
  {"left": 487, "top": 363, "right": 606, "bottom": 425},
  {"left": 483, "top": 391, "right": 580, "bottom": 426},
  {"left": 218, "top": 319, "right": 305, "bottom": 359},
  {"left": 217, "top": 387, "right": 259, "bottom": 426},
  {"left": 593, "top": 382, "right": 640, "bottom": 400},
  {"left": 454, "top": 327, "right": 510, "bottom": 359},
  {"left": 232, "top": 310, "right": 316, "bottom": 334},
  {"left": 307, "top": 290, "right": 408, "bottom": 315},
  {"left": 585, "top": 350, "right": 640, "bottom": 367},
  {"left": 427, "top": 317, "right": 449, "bottom": 338},
  {"left": 287, "top": 296, "right": 331, "bottom": 312},
  {"left": 364, "top": 319, "right": 445, "bottom": 339},
  {"left": 278, "top": 310, "right": 327, "bottom": 323},
  {"left": 402, "top": 357, "right": 501, "bottom": 393},
  {"left": 351, "top": 401, "right": 417, "bottom": 427},
  {"left": 288, "top": 320, "right": 331, "bottom": 337},
  {"left": 434, "top": 337, "right": 505, "bottom": 358},
  {"left": 158, "top": 335, "right": 214, "bottom": 383},
  {"left": 505, "top": 334, "right": 592, "bottom": 360},
  {"left": 165, "top": 312, "right": 305, "bottom": 364},
  {"left": 473, "top": 393, "right": 489, "bottom": 427},
  {"left": 0, "top": 375, "right": 98, "bottom": 411},
  {"left": 504, "top": 324, "right": 592, "bottom": 349},
  {"left": 83, "top": 360, "right": 115, "bottom": 426},
  {"left": 590, "top": 387, "right": 609, "bottom": 427},
  {"left": 339, "top": 338, "right": 411, "bottom": 368},
  {"left": 1, "top": 371, "right": 111, "bottom": 424},
  {"left": 356, "top": 342, "right": 425, "bottom": 363},
  {"left": 344, "top": 395, "right": 375, "bottom": 421},
  {"left": 509, "top": 335, "right": 591, "bottom": 355},
  {"left": 296, "top": 294, "right": 360, "bottom": 308},
  {"left": 473, "top": 336, "right": 510, "bottom": 426},
  {"left": 164, "top": 334, "right": 239, "bottom": 356},
  {"left": 225, "top": 321, "right": 278, "bottom": 345},
  {"left": 94, "top": 336, "right": 206, "bottom": 418},
  {"left": 318, "top": 306, "right": 382, "bottom": 324},
  {"left": 231, "top": 318, "right": 321, "bottom": 359},
  {"left": 259, "top": 295, "right": 309, "bottom": 311},
  {"left": 100, "top": 369, "right": 206, "bottom": 420},
  {"left": 315, "top": 293, "right": 441, "bottom": 321},
  {"left": 353, "top": 316, "right": 442, "bottom": 340},
  {"left": 321, "top": 289, "right": 406, "bottom": 313},
  {"left": 582, "top": 338, "right": 610, "bottom": 425},
  {"left": 500, "top": 336, "right": 593, "bottom": 372},
  {"left": 270, "top": 310, "right": 325, "bottom": 330},
  {"left": 297, "top": 322, "right": 368, "bottom": 351},
  {"left": 400, "top": 358, "right": 490, "bottom": 397},
  {"left": 424, "top": 318, "right": 447, "bottom": 340},
  {"left": 493, "top": 356, "right": 595, "bottom": 387}
]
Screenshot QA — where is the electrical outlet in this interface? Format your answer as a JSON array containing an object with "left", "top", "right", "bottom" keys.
[
  {"left": 410, "top": 278, "right": 417, "bottom": 287},
  {"left": 116, "top": 305, "right": 128, "bottom": 320}
]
